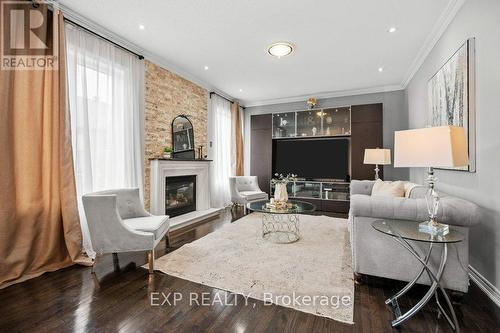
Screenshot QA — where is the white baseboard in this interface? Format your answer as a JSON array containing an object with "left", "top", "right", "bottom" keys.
[{"left": 469, "top": 265, "right": 500, "bottom": 308}]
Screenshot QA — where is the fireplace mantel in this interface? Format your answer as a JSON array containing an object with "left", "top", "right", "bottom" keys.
[{"left": 150, "top": 159, "right": 220, "bottom": 230}]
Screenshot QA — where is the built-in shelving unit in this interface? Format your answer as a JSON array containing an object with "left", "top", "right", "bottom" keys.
[
  {"left": 272, "top": 106, "right": 351, "bottom": 139},
  {"left": 250, "top": 102, "right": 383, "bottom": 213}
]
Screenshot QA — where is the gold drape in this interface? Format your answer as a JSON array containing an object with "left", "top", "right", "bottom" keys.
[
  {"left": 0, "top": 7, "right": 87, "bottom": 289},
  {"left": 231, "top": 102, "right": 244, "bottom": 176}
]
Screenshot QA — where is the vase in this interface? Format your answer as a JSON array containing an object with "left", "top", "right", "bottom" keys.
[{"left": 274, "top": 183, "right": 288, "bottom": 203}]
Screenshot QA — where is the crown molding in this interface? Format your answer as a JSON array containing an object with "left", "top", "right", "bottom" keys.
[
  {"left": 469, "top": 265, "right": 500, "bottom": 308},
  {"left": 50, "top": 1, "right": 234, "bottom": 102},
  {"left": 242, "top": 84, "right": 404, "bottom": 108},
  {"left": 400, "top": 0, "right": 466, "bottom": 88}
]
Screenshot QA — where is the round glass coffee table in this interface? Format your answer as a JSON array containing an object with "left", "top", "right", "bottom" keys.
[
  {"left": 372, "top": 219, "right": 464, "bottom": 332},
  {"left": 247, "top": 200, "right": 315, "bottom": 244}
]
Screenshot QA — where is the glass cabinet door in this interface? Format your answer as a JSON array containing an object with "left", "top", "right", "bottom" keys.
[
  {"left": 272, "top": 107, "right": 351, "bottom": 139},
  {"left": 291, "top": 181, "right": 322, "bottom": 199},
  {"left": 272, "top": 112, "right": 296, "bottom": 138},
  {"left": 296, "top": 110, "right": 322, "bottom": 137},
  {"left": 322, "top": 107, "right": 351, "bottom": 136},
  {"left": 322, "top": 182, "right": 350, "bottom": 201}
]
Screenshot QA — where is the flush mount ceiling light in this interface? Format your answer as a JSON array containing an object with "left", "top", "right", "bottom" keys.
[
  {"left": 388, "top": 26, "right": 397, "bottom": 33},
  {"left": 268, "top": 42, "right": 294, "bottom": 58},
  {"left": 139, "top": 24, "right": 145, "bottom": 30}
]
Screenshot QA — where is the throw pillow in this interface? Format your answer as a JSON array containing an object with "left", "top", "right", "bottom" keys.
[
  {"left": 371, "top": 179, "right": 405, "bottom": 197},
  {"left": 403, "top": 182, "right": 420, "bottom": 198}
]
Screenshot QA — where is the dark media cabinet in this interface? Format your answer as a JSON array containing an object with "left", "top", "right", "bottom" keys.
[
  {"left": 250, "top": 103, "right": 383, "bottom": 214},
  {"left": 271, "top": 180, "right": 351, "bottom": 213}
]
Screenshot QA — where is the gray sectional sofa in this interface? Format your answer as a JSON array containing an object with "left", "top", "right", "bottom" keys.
[{"left": 349, "top": 180, "right": 480, "bottom": 292}]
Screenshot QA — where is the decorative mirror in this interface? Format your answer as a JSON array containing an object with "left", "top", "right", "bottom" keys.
[{"left": 172, "top": 115, "right": 195, "bottom": 159}]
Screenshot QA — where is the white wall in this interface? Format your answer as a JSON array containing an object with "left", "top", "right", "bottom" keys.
[
  {"left": 243, "top": 90, "right": 409, "bottom": 181},
  {"left": 406, "top": 0, "right": 500, "bottom": 289}
]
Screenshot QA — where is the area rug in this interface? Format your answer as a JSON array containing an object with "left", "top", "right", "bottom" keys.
[{"left": 154, "top": 213, "right": 354, "bottom": 324}]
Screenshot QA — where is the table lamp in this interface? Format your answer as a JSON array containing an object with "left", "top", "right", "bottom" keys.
[
  {"left": 364, "top": 148, "right": 391, "bottom": 180},
  {"left": 394, "top": 126, "right": 469, "bottom": 235}
]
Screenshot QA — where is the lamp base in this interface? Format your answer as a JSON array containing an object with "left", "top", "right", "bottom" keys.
[
  {"left": 374, "top": 164, "right": 380, "bottom": 180},
  {"left": 418, "top": 220, "right": 449, "bottom": 236}
]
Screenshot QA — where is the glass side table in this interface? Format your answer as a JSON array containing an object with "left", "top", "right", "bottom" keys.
[
  {"left": 247, "top": 200, "right": 315, "bottom": 244},
  {"left": 372, "top": 219, "right": 464, "bottom": 332}
]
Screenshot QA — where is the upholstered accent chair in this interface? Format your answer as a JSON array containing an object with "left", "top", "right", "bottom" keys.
[
  {"left": 349, "top": 180, "right": 480, "bottom": 292},
  {"left": 82, "top": 188, "right": 170, "bottom": 275},
  {"left": 229, "top": 176, "right": 268, "bottom": 214}
]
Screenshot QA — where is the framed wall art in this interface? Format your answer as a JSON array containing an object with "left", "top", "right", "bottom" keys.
[{"left": 428, "top": 38, "right": 476, "bottom": 172}]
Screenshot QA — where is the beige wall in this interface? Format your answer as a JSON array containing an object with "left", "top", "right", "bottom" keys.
[{"left": 144, "top": 60, "right": 208, "bottom": 208}]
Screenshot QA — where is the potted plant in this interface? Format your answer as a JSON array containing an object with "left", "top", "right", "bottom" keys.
[
  {"left": 271, "top": 173, "right": 296, "bottom": 203},
  {"left": 163, "top": 147, "right": 173, "bottom": 159}
]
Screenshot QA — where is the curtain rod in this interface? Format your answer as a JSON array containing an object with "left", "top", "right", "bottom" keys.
[
  {"left": 43, "top": 0, "right": 144, "bottom": 59},
  {"left": 209, "top": 92, "right": 245, "bottom": 109},
  {"left": 64, "top": 18, "right": 144, "bottom": 60}
]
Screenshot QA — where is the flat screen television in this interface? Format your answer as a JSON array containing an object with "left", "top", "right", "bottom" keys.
[{"left": 272, "top": 138, "right": 350, "bottom": 181}]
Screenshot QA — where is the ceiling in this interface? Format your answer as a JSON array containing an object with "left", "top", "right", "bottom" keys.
[{"left": 59, "top": 0, "right": 456, "bottom": 106}]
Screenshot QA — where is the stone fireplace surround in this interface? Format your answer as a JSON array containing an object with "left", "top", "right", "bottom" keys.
[{"left": 150, "top": 159, "right": 221, "bottom": 230}]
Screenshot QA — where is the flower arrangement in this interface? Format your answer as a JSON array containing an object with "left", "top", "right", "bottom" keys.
[{"left": 271, "top": 173, "right": 297, "bottom": 185}]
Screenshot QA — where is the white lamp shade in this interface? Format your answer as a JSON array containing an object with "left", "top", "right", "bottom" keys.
[
  {"left": 364, "top": 148, "right": 391, "bottom": 165},
  {"left": 394, "top": 126, "right": 469, "bottom": 168}
]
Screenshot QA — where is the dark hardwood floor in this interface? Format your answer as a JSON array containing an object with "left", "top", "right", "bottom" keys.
[{"left": 1, "top": 208, "right": 498, "bottom": 333}]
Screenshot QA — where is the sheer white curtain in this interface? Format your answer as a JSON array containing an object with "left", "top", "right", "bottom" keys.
[
  {"left": 210, "top": 95, "right": 234, "bottom": 208},
  {"left": 65, "top": 23, "right": 145, "bottom": 257}
]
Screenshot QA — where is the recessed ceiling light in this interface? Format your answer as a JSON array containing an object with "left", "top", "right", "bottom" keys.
[
  {"left": 388, "top": 26, "right": 397, "bottom": 33},
  {"left": 268, "top": 42, "right": 294, "bottom": 58},
  {"left": 139, "top": 24, "right": 145, "bottom": 30},
  {"left": 204, "top": 65, "right": 209, "bottom": 70},
  {"left": 378, "top": 67, "right": 384, "bottom": 72},
  {"left": 239, "top": 88, "right": 243, "bottom": 92}
]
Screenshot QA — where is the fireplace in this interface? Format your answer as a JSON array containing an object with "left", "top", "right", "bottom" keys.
[{"left": 165, "top": 175, "right": 196, "bottom": 217}]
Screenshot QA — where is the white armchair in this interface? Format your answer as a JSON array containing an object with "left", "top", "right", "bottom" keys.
[
  {"left": 82, "top": 188, "right": 169, "bottom": 274},
  {"left": 229, "top": 176, "right": 268, "bottom": 214}
]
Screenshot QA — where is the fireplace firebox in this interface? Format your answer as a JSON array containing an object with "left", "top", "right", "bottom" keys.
[{"left": 165, "top": 175, "right": 196, "bottom": 217}]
